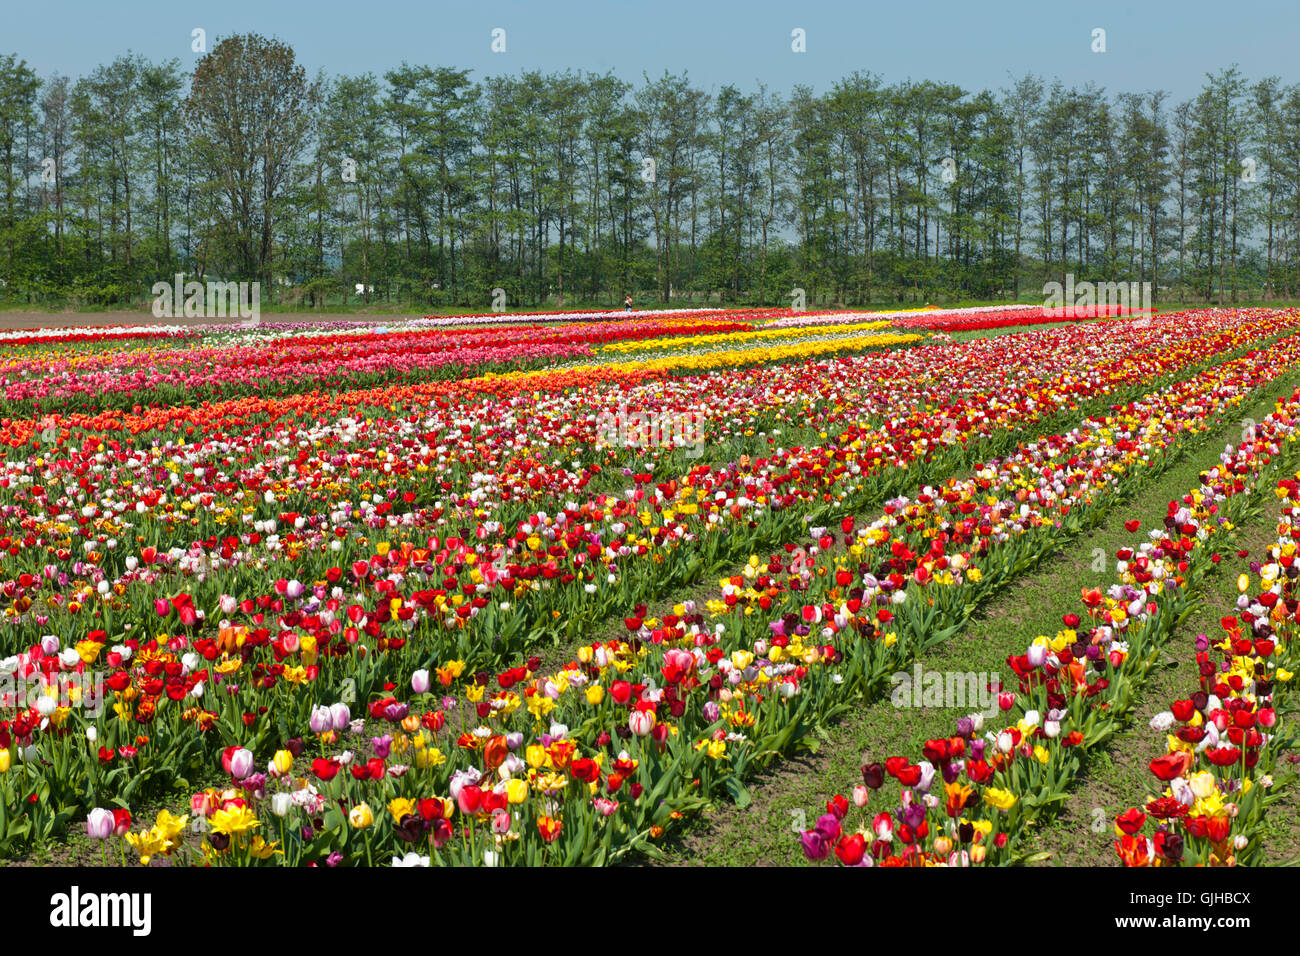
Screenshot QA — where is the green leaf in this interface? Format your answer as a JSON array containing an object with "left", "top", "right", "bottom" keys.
[{"left": 724, "top": 775, "right": 751, "bottom": 809}]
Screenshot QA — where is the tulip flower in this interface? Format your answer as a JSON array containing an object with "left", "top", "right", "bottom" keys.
[
  {"left": 629, "top": 710, "right": 656, "bottom": 737},
  {"left": 228, "top": 748, "right": 254, "bottom": 780},
  {"left": 348, "top": 803, "right": 375, "bottom": 829},
  {"left": 329, "top": 702, "right": 351, "bottom": 731},
  {"left": 86, "top": 808, "right": 114, "bottom": 840}
]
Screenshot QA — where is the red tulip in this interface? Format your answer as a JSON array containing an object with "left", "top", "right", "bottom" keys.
[
  {"left": 1205, "top": 747, "right": 1242, "bottom": 767},
  {"left": 1115, "top": 808, "right": 1146, "bottom": 835},
  {"left": 311, "top": 757, "right": 340, "bottom": 781},
  {"left": 835, "top": 832, "right": 866, "bottom": 866}
]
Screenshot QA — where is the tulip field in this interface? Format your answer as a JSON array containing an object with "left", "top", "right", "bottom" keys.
[{"left": 3, "top": 302, "right": 1300, "bottom": 869}]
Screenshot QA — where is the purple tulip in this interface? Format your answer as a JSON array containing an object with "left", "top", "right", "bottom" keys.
[
  {"left": 814, "top": 813, "right": 841, "bottom": 842},
  {"left": 899, "top": 803, "right": 927, "bottom": 829},
  {"left": 799, "top": 829, "right": 829, "bottom": 860}
]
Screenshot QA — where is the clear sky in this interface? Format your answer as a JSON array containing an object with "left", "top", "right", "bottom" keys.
[{"left": 6, "top": 0, "right": 1295, "bottom": 100}]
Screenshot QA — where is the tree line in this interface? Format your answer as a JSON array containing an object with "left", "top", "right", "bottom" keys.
[{"left": 0, "top": 34, "right": 1295, "bottom": 309}]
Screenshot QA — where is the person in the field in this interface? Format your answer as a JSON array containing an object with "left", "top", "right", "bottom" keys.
[{"left": 625, "top": 293, "right": 633, "bottom": 312}]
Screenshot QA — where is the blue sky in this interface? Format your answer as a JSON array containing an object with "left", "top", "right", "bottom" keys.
[{"left": 7, "top": 0, "right": 1295, "bottom": 99}]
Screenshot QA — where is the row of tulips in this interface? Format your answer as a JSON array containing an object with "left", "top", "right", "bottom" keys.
[
  {"left": 1113, "top": 480, "right": 1300, "bottom": 866},
  {"left": 595, "top": 320, "right": 893, "bottom": 354},
  {"left": 416, "top": 308, "right": 731, "bottom": 327},
  {"left": 796, "top": 385, "right": 1300, "bottom": 866},
  {"left": 28, "top": 326, "right": 1300, "bottom": 864},
  {"left": 763, "top": 303, "right": 1124, "bottom": 329},
  {"left": 0, "top": 328, "right": 201, "bottom": 348}
]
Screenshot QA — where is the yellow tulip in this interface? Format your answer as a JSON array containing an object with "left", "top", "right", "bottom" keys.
[
  {"left": 506, "top": 778, "right": 529, "bottom": 804},
  {"left": 415, "top": 747, "right": 446, "bottom": 770},
  {"left": 211, "top": 805, "right": 259, "bottom": 836},
  {"left": 388, "top": 797, "right": 416, "bottom": 823},
  {"left": 983, "top": 788, "right": 1017, "bottom": 811},
  {"left": 348, "top": 803, "right": 375, "bottom": 829}
]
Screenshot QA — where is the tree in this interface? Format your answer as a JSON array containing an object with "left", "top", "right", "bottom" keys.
[{"left": 187, "top": 33, "right": 315, "bottom": 288}]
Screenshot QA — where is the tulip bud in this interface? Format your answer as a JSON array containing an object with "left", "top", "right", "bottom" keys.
[
  {"left": 271, "top": 750, "right": 294, "bottom": 776},
  {"left": 1189, "top": 772, "right": 1216, "bottom": 800},
  {"left": 330, "top": 702, "right": 351, "bottom": 731},
  {"left": 629, "top": 709, "right": 656, "bottom": 737},
  {"left": 86, "top": 808, "right": 114, "bottom": 840},
  {"left": 229, "top": 747, "right": 254, "bottom": 780},
  {"left": 348, "top": 802, "right": 374, "bottom": 829},
  {"left": 505, "top": 778, "right": 529, "bottom": 804},
  {"left": 308, "top": 705, "right": 330, "bottom": 734}
]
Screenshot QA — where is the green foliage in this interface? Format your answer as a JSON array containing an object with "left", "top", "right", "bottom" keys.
[{"left": 0, "top": 46, "right": 1295, "bottom": 307}]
